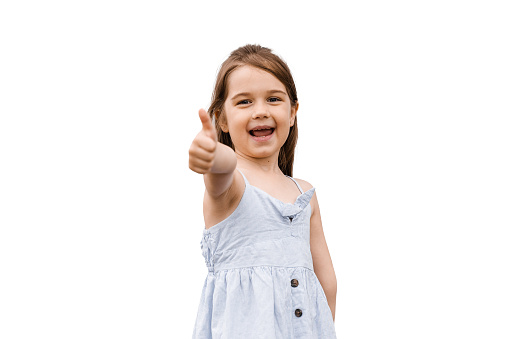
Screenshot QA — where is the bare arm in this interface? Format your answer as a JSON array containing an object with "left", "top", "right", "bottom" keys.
[
  {"left": 203, "top": 143, "right": 237, "bottom": 198},
  {"left": 310, "top": 192, "right": 337, "bottom": 321}
]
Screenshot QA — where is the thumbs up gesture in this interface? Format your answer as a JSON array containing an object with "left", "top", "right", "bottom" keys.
[{"left": 189, "top": 109, "right": 218, "bottom": 174}]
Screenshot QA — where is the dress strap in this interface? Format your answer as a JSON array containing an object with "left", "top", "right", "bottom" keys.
[
  {"left": 237, "top": 168, "right": 249, "bottom": 184},
  {"left": 285, "top": 175, "right": 303, "bottom": 194}
]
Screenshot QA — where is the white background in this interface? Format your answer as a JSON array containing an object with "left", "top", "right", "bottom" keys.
[{"left": 1, "top": 0, "right": 508, "bottom": 338}]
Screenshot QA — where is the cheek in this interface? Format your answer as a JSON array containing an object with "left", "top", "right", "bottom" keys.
[{"left": 224, "top": 116, "right": 245, "bottom": 139}]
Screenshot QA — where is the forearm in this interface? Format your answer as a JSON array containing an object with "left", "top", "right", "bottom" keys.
[
  {"left": 210, "top": 142, "right": 237, "bottom": 174},
  {"left": 204, "top": 143, "right": 237, "bottom": 198},
  {"left": 324, "top": 281, "right": 337, "bottom": 322},
  {"left": 317, "top": 270, "right": 337, "bottom": 322}
]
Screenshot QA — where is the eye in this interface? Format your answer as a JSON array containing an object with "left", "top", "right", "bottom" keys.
[
  {"left": 236, "top": 99, "right": 251, "bottom": 105},
  {"left": 267, "top": 97, "right": 281, "bottom": 103}
]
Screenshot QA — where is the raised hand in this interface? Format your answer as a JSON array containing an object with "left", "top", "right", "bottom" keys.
[{"left": 189, "top": 109, "right": 218, "bottom": 174}]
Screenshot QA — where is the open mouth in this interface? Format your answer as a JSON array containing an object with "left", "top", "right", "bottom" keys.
[{"left": 249, "top": 128, "right": 275, "bottom": 137}]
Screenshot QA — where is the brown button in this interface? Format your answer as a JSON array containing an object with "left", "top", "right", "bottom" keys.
[
  {"left": 295, "top": 309, "right": 303, "bottom": 317},
  {"left": 291, "top": 279, "right": 299, "bottom": 287}
]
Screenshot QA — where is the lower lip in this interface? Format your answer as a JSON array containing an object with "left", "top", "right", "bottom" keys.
[{"left": 250, "top": 131, "right": 274, "bottom": 142}]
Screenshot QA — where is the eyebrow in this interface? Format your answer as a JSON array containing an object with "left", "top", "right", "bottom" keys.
[{"left": 230, "top": 90, "right": 288, "bottom": 101}]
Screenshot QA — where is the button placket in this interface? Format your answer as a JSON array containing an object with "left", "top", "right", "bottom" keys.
[
  {"left": 290, "top": 275, "right": 304, "bottom": 319},
  {"left": 291, "top": 223, "right": 300, "bottom": 237}
]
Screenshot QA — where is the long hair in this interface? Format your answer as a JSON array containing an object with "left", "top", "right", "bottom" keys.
[{"left": 207, "top": 44, "right": 299, "bottom": 176}]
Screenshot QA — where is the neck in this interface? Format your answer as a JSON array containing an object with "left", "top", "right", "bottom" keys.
[{"left": 235, "top": 152, "right": 281, "bottom": 175}]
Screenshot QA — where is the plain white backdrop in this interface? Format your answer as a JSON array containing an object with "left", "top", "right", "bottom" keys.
[{"left": 1, "top": 0, "right": 508, "bottom": 338}]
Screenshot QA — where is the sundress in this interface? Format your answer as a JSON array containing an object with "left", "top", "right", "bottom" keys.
[{"left": 192, "top": 169, "right": 337, "bottom": 338}]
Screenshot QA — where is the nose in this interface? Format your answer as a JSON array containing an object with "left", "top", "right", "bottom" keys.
[{"left": 251, "top": 102, "right": 271, "bottom": 119}]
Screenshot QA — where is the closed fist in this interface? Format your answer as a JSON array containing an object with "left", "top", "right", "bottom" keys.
[{"left": 189, "top": 108, "right": 218, "bottom": 174}]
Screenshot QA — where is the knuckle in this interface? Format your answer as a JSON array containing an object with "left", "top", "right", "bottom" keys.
[
  {"left": 189, "top": 149, "right": 199, "bottom": 159},
  {"left": 190, "top": 140, "right": 200, "bottom": 152}
]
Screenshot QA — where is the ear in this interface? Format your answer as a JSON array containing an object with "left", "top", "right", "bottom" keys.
[
  {"left": 215, "top": 110, "right": 229, "bottom": 133},
  {"left": 290, "top": 101, "right": 299, "bottom": 127}
]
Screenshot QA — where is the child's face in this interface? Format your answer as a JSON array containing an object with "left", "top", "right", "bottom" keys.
[{"left": 220, "top": 65, "right": 298, "bottom": 161}]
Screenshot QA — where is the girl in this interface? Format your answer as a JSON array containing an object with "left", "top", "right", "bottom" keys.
[{"left": 189, "top": 44, "right": 337, "bottom": 338}]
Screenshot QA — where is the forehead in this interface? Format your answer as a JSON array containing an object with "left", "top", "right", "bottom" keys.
[{"left": 227, "top": 65, "right": 287, "bottom": 97}]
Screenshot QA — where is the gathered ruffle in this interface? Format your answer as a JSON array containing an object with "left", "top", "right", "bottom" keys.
[
  {"left": 200, "top": 232, "right": 215, "bottom": 272},
  {"left": 281, "top": 188, "right": 315, "bottom": 218},
  {"left": 192, "top": 266, "right": 337, "bottom": 338}
]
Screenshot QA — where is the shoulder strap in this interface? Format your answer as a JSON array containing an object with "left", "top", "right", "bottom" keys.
[
  {"left": 237, "top": 168, "right": 249, "bottom": 185},
  {"left": 285, "top": 175, "right": 303, "bottom": 194}
]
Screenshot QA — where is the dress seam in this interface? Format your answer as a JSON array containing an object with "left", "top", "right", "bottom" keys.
[{"left": 210, "top": 265, "right": 315, "bottom": 274}]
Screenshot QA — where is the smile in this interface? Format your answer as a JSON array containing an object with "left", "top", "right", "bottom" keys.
[{"left": 249, "top": 127, "right": 275, "bottom": 142}]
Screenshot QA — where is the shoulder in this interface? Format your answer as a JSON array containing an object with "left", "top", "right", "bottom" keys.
[
  {"left": 293, "top": 178, "right": 314, "bottom": 192},
  {"left": 294, "top": 178, "right": 323, "bottom": 225},
  {"left": 293, "top": 177, "right": 318, "bottom": 213}
]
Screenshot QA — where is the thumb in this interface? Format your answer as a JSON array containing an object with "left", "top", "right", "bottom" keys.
[{"left": 198, "top": 108, "right": 217, "bottom": 140}]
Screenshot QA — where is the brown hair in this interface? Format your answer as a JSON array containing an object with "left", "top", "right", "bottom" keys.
[{"left": 208, "top": 44, "right": 299, "bottom": 177}]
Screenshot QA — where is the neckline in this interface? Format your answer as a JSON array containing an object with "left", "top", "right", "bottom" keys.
[
  {"left": 237, "top": 168, "right": 308, "bottom": 205},
  {"left": 248, "top": 182, "right": 314, "bottom": 205}
]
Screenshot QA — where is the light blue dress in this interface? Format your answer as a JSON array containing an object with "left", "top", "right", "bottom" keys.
[{"left": 192, "top": 169, "right": 337, "bottom": 338}]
